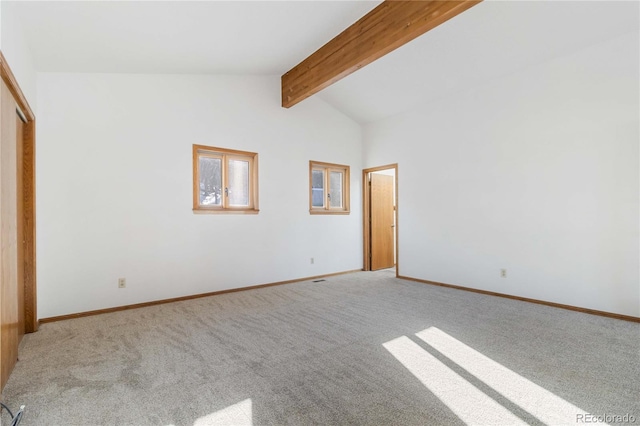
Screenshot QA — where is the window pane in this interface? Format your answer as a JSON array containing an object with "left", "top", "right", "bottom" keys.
[
  {"left": 199, "top": 156, "right": 222, "bottom": 206},
  {"left": 329, "top": 171, "right": 343, "bottom": 208},
  {"left": 228, "top": 159, "right": 250, "bottom": 206},
  {"left": 312, "top": 169, "right": 325, "bottom": 207}
]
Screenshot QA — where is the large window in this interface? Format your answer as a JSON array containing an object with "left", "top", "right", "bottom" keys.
[
  {"left": 309, "top": 161, "right": 350, "bottom": 214},
  {"left": 193, "top": 145, "right": 259, "bottom": 214}
]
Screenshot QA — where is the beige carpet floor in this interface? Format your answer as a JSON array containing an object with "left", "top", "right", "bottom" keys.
[{"left": 2, "top": 269, "right": 639, "bottom": 425}]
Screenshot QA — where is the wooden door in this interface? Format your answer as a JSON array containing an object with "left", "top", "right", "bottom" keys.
[
  {"left": 16, "top": 113, "right": 25, "bottom": 344},
  {"left": 0, "top": 80, "right": 20, "bottom": 389},
  {"left": 370, "top": 173, "right": 394, "bottom": 270},
  {"left": 0, "top": 54, "right": 37, "bottom": 392}
]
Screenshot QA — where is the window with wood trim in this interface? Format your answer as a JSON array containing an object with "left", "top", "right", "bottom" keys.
[
  {"left": 193, "top": 145, "right": 259, "bottom": 214},
  {"left": 309, "top": 161, "right": 350, "bottom": 214}
]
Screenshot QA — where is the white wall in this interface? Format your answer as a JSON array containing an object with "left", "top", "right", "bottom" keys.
[
  {"left": 1, "top": 1, "right": 37, "bottom": 109},
  {"left": 36, "top": 74, "right": 363, "bottom": 318},
  {"left": 364, "top": 32, "right": 640, "bottom": 317}
]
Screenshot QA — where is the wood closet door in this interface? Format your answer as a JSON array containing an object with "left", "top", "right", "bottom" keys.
[{"left": 0, "top": 79, "right": 21, "bottom": 390}]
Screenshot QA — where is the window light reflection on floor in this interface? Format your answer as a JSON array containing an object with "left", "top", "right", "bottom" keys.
[
  {"left": 416, "top": 327, "right": 595, "bottom": 425},
  {"left": 383, "top": 336, "right": 526, "bottom": 425},
  {"left": 384, "top": 327, "right": 607, "bottom": 425},
  {"left": 192, "top": 398, "right": 252, "bottom": 426}
]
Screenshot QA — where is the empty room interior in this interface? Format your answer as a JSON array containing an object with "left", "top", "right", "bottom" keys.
[{"left": 0, "top": 0, "right": 638, "bottom": 425}]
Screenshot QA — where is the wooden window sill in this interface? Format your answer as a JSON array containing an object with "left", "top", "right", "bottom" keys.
[
  {"left": 309, "top": 210, "right": 350, "bottom": 215},
  {"left": 193, "top": 209, "right": 260, "bottom": 215}
]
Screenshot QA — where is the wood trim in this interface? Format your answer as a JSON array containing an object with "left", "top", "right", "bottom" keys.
[
  {"left": 252, "top": 151, "right": 259, "bottom": 212},
  {"left": 309, "top": 160, "right": 350, "bottom": 170},
  {"left": 396, "top": 179, "right": 399, "bottom": 276},
  {"left": 193, "top": 209, "right": 259, "bottom": 215},
  {"left": 192, "top": 144, "right": 201, "bottom": 210},
  {"left": 363, "top": 170, "right": 369, "bottom": 271},
  {"left": 309, "top": 211, "right": 351, "bottom": 216},
  {"left": 398, "top": 275, "right": 640, "bottom": 323},
  {"left": 309, "top": 161, "right": 350, "bottom": 214},
  {"left": 0, "top": 52, "right": 35, "bottom": 122},
  {"left": 192, "top": 144, "right": 259, "bottom": 213},
  {"left": 39, "top": 269, "right": 363, "bottom": 324},
  {"left": 22, "top": 121, "right": 37, "bottom": 332},
  {"left": 363, "top": 164, "right": 398, "bottom": 273},
  {"left": 282, "top": 0, "right": 482, "bottom": 108},
  {"left": 16, "top": 114, "right": 25, "bottom": 343},
  {"left": 0, "top": 51, "right": 37, "bottom": 333}
]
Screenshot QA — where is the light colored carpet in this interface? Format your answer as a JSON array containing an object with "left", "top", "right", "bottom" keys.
[{"left": 2, "top": 270, "right": 639, "bottom": 425}]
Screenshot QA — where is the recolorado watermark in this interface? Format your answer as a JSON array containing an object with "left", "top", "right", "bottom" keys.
[{"left": 577, "top": 413, "right": 636, "bottom": 424}]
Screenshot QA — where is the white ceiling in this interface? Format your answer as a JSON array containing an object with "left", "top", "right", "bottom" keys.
[
  {"left": 11, "top": 1, "right": 640, "bottom": 123},
  {"left": 318, "top": 0, "right": 640, "bottom": 123},
  {"left": 12, "top": 0, "right": 381, "bottom": 74}
]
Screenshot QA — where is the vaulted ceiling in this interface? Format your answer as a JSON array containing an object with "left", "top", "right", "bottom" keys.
[
  {"left": 11, "top": 1, "right": 380, "bottom": 74},
  {"left": 10, "top": 1, "right": 639, "bottom": 123}
]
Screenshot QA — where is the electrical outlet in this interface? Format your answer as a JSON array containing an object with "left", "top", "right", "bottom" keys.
[
  {"left": 310, "top": 258, "right": 315, "bottom": 265},
  {"left": 500, "top": 269, "right": 507, "bottom": 278},
  {"left": 118, "top": 278, "right": 126, "bottom": 288}
]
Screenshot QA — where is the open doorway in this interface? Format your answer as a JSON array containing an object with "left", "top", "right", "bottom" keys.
[{"left": 363, "top": 164, "right": 398, "bottom": 274}]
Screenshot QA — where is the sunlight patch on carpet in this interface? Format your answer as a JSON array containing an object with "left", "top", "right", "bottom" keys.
[
  {"left": 415, "top": 327, "right": 597, "bottom": 425},
  {"left": 192, "top": 398, "right": 252, "bottom": 426},
  {"left": 383, "top": 336, "right": 526, "bottom": 425},
  {"left": 384, "top": 327, "right": 609, "bottom": 425}
]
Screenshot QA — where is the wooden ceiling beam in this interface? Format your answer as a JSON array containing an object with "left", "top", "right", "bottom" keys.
[{"left": 281, "top": 0, "right": 482, "bottom": 108}]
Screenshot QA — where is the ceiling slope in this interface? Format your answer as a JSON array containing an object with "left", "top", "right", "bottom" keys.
[
  {"left": 282, "top": 0, "right": 481, "bottom": 108},
  {"left": 11, "top": 1, "right": 380, "bottom": 75},
  {"left": 9, "top": 1, "right": 640, "bottom": 123},
  {"left": 318, "top": 1, "right": 640, "bottom": 123}
]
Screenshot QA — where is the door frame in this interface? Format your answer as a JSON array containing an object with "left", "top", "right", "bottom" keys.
[
  {"left": 1, "top": 51, "right": 37, "bottom": 333},
  {"left": 362, "top": 164, "right": 398, "bottom": 275}
]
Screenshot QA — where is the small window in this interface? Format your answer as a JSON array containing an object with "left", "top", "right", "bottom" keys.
[
  {"left": 309, "top": 161, "right": 350, "bottom": 214},
  {"left": 193, "top": 145, "right": 259, "bottom": 214}
]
